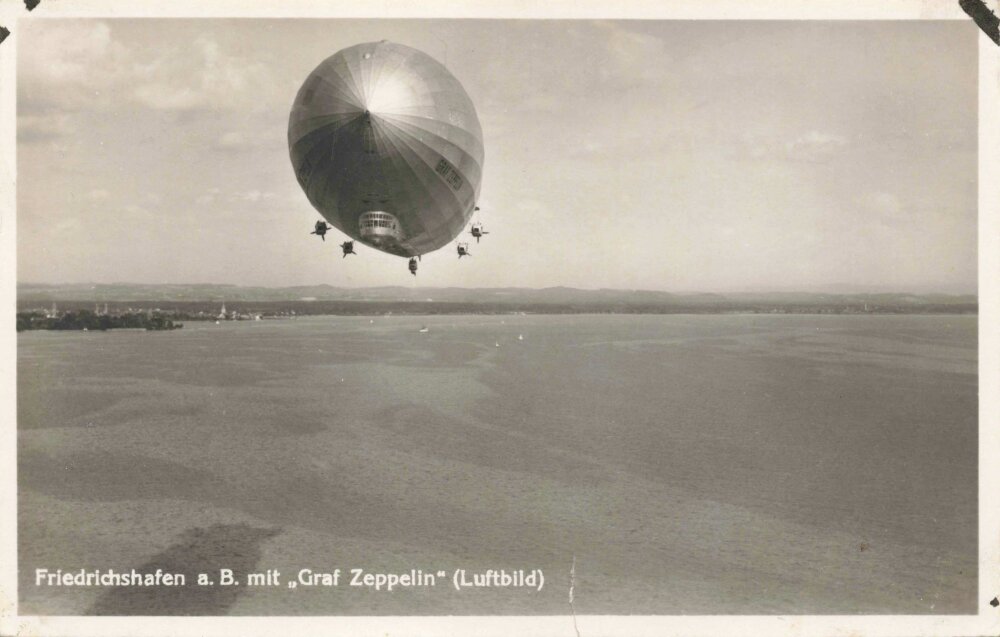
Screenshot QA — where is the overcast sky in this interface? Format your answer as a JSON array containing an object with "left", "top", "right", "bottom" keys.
[{"left": 17, "top": 19, "right": 978, "bottom": 293}]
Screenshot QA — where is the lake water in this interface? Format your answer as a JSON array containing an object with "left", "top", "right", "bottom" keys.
[{"left": 17, "top": 314, "right": 978, "bottom": 614}]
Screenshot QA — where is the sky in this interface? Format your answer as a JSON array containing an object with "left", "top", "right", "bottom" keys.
[{"left": 17, "top": 19, "right": 979, "bottom": 293}]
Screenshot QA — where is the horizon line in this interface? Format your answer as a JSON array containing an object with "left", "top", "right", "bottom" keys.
[{"left": 15, "top": 281, "right": 979, "bottom": 297}]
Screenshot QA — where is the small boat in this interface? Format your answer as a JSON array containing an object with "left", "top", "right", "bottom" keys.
[
  {"left": 419, "top": 326, "right": 429, "bottom": 333},
  {"left": 495, "top": 341, "right": 500, "bottom": 347},
  {"left": 518, "top": 334, "right": 523, "bottom": 341}
]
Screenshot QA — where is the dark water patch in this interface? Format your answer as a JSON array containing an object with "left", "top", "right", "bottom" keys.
[
  {"left": 371, "top": 403, "right": 610, "bottom": 488},
  {"left": 231, "top": 336, "right": 393, "bottom": 370},
  {"left": 18, "top": 448, "right": 528, "bottom": 570},
  {"left": 97, "top": 395, "right": 209, "bottom": 425},
  {"left": 88, "top": 523, "right": 281, "bottom": 615},
  {"left": 151, "top": 361, "right": 275, "bottom": 388},
  {"left": 17, "top": 387, "right": 128, "bottom": 429},
  {"left": 269, "top": 417, "right": 327, "bottom": 436},
  {"left": 426, "top": 340, "right": 486, "bottom": 367},
  {"left": 19, "top": 450, "right": 225, "bottom": 502},
  {"left": 234, "top": 471, "right": 572, "bottom": 570},
  {"left": 391, "top": 340, "right": 488, "bottom": 368},
  {"left": 156, "top": 401, "right": 207, "bottom": 418}
]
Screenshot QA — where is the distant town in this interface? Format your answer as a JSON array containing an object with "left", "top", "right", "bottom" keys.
[
  {"left": 15, "top": 301, "right": 298, "bottom": 332},
  {"left": 17, "top": 303, "right": 184, "bottom": 332}
]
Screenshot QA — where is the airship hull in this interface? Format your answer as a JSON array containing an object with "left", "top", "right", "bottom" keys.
[{"left": 288, "top": 41, "right": 484, "bottom": 257}]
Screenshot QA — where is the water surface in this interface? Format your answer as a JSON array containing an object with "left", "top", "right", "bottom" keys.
[{"left": 18, "top": 314, "right": 977, "bottom": 614}]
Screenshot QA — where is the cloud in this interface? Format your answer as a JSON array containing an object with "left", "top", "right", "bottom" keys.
[
  {"left": 593, "top": 21, "right": 674, "bottom": 86},
  {"left": 735, "top": 130, "right": 849, "bottom": 163},
  {"left": 784, "top": 131, "right": 848, "bottom": 162},
  {"left": 194, "top": 188, "right": 276, "bottom": 207},
  {"left": 857, "top": 191, "right": 915, "bottom": 229},
  {"left": 121, "top": 204, "right": 155, "bottom": 221},
  {"left": 231, "top": 190, "right": 275, "bottom": 203},
  {"left": 567, "top": 130, "right": 693, "bottom": 159},
  {"left": 131, "top": 35, "right": 272, "bottom": 113},
  {"left": 19, "top": 22, "right": 275, "bottom": 122},
  {"left": 132, "top": 84, "right": 205, "bottom": 111},
  {"left": 858, "top": 191, "right": 906, "bottom": 221},
  {"left": 17, "top": 21, "right": 132, "bottom": 143},
  {"left": 53, "top": 217, "right": 84, "bottom": 233},
  {"left": 478, "top": 20, "right": 675, "bottom": 113},
  {"left": 211, "top": 129, "right": 282, "bottom": 153},
  {"left": 195, "top": 187, "right": 222, "bottom": 206},
  {"left": 18, "top": 112, "right": 75, "bottom": 142},
  {"left": 19, "top": 21, "right": 123, "bottom": 89},
  {"left": 215, "top": 131, "right": 252, "bottom": 151},
  {"left": 512, "top": 94, "right": 561, "bottom": 114}
]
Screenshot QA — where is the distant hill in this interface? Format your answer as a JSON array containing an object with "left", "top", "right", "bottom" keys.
[{"left": 16, "top": 282, "right": 977, "bottom": 313}]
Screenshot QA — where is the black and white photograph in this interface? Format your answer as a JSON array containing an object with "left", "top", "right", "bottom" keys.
[{"left": 2, "top": 1, "right": 999, "bottom": 635}]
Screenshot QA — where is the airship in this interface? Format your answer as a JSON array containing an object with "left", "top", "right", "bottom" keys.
[{"left": 288, "top": 41, "right": 485, "bottom": 274}]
